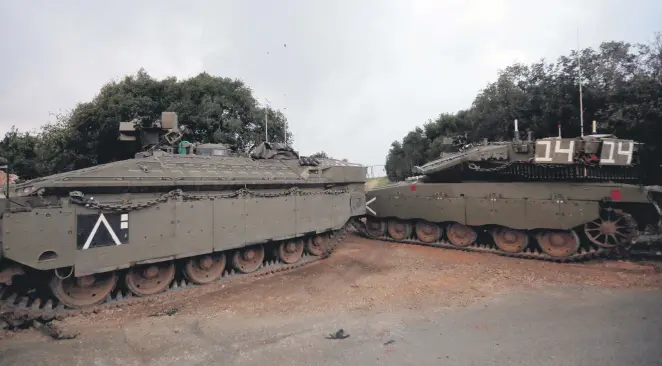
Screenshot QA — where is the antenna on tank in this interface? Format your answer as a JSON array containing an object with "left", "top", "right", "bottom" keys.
[
  {"left": 283, "top": 93, "right": 288, "bottom": 144},
  {"left": 513, "top": 119, "right": 519, "bottom": 141},
  {"left": 577, "top": 28, "right": 584, "bottom": 137},
  {"left": 558, "top": 123, "right": 562, "bottom": 138},
  {"left": 264, "top": 98, "right": 271, "bottom": 143},
  {"left": 0, "top": 157, "right": 8, "bottom": 207}
]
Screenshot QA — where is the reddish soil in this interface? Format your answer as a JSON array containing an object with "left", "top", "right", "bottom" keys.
[
  {"left": 36, "top": 232, "right": 662, "bottom": 332},
  {"left": 2, "top": 233, "right": 661, "bottom": 366}
]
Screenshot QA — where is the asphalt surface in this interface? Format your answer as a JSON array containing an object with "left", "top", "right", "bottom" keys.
[{"left": 1, "top": 285, "right": 660, "bottom": 366}]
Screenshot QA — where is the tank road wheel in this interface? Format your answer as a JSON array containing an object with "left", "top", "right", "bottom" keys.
[
  {"left": 492, "top": 227, "right": 529, "bottom": 253},
  {"left": 536, "top": 230, "right": 581, "bottom": 258},
  {"left": 306, "top": 235, "right": 329, "bottom": 256},
  {"left": 583, "top": 209, "right": 635, "bottom": 248},
  {"left": 278, "top": 239, "right": 305, "bottom": 264},
  {"left": 365, "top": 217, "right": 386, "bottom": 237},
  {"left": 183, "top": 253, "right": 226, "bottom": 285},
  {"left": 415, "top": 221, "right": 443, "bottom": 243},
  {"left": 446, "top": 223, "right": 477, "bottom": 247},
  {"left": 49, "top": 271, "right": 117, "bottom": 309},
  {"left": 387, "top": 219, "right": 413, "bottom": 240},
  {"left": 232, "top": 245, "right": 265, "bottom": 273},
  {"left": 125, "top": 261, "right": 175, "bottom": 296}
]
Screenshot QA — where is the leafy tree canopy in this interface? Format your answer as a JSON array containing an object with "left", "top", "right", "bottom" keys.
[{"left": 310, "top": 151, "right": 329, "bottom": 159}]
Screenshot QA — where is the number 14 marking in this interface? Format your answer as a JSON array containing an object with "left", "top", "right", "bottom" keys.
[
  {"left": 601, "top": 141, "right": 633, "bottom": 165},
  {"left": 536, "top": 140, "right": 575, "bottom": 163}
]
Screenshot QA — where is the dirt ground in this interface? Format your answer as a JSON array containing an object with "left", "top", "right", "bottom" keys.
[{"left": 1, "top": 233, "right": 661, "bottom": 364}]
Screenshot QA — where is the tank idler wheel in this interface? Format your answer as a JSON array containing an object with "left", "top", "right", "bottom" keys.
[
  {"left": 583, "top": 209, "right": 633, "bottom": 248},
  {"left": 492, "top": 227, "right": 529, "bottom": 253},
  {"left": 365, "top": 217, "right": 386, "bottom": 237},
  {"left": 125, "top": 261, "right": 175, "bottom": 296},
  {"left": 446, "top": 223, "right": 477, "bottom": 247},
  {"left": 50, "top": 271, "right": 117, "bottom": 309},
  {"left": 306, "top": 235, "right": 329, "bottom": 256},
  {"left": 387, "top": 219, "right": 412, "bottom": 240},
  {"left": 232, "top": 245, "right": 265, "bottom": 273},
  {"left": 415, "top": 221, "right": 443, "bottom": 243},
  {"left": 536, "top": 230, "right": 580, "bottom": 257},
  {"left": 183, "top": 253, "right": 226, "bottom": 285},
  {"left": 278, "top": 239, "right": 305, "bottom": 264}
]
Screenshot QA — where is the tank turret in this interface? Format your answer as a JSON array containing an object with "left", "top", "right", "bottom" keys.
[{"left": 414, "top": 120, "right": 642, "bottom": 183}]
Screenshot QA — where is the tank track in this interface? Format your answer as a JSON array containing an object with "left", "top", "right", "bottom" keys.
[
  {"left": 350, "top": 209, "right": 640, "bottom": 263},
  {"left": 0, "top": 224, "right": 349, "bottom": 323}
]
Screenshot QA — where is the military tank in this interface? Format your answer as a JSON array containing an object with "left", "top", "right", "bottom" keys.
[
  {"left": 0, "top": 112, "right": 367, "bottom": 319},
  {"left": 353, "top": 120, "right": 662, "bottom": 262}
]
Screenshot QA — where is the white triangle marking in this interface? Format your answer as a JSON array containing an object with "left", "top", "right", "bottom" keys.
[
  {"left": 366, "top": 197, "right": 377, "bottom": 215},
  {"left": 82, "top": 213, "right": 122, "bottom": 250}
]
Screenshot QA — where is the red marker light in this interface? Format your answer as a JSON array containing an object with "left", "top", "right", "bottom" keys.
[
  {"left": 610, "top": 189, "right": 622, "bottom": 201},
  {"left": 410, "top": 185, "right": 417, "bottom": 191}
]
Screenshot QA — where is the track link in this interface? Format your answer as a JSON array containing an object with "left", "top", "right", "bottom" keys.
[
  {"left": 350, "top": 218, "right": 630, "bottom": 263},
  {"left": 0, "top": 224, "right": 349, "bottom": 323}
]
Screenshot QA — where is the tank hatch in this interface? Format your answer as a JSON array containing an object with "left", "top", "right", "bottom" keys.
[{"left": 250, "top": 142, "right": 300, "bottom": 160}]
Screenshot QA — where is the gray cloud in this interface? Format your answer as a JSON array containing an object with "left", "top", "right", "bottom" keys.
[{"left": 1, "top": 0, "right": 661, "bottom": 169}]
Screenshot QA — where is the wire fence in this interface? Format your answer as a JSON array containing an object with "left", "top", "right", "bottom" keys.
[{"left": 365, "top": 165, "right": 386, "bottom": 179}]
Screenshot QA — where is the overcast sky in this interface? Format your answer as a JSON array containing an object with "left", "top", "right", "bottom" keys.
[{"left": 1, "top": 0, "right": 661, "bottom": 170}]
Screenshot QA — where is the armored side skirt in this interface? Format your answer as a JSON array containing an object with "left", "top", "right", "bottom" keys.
[
  {"left": 2, "top": 186, "right": 367, "bottom": 276},
  {"left": 365, "top": 181, "right": 658, "bottom": 231}
]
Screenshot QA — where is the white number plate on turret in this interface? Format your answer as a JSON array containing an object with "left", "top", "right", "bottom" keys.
[
  {"left": 534, "top": 139, "right": 576, "bottom": 164},
  {"left": 598, "top": 139, "right": 634, "bottom": 166}
]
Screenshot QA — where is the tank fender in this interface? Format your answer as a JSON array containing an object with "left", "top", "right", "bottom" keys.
[
  {"left": 350, "top": 192, "right": 366, "bottom": 217},
  {"left": 2, "top": 208, "right": 76, "bottom": 270}
]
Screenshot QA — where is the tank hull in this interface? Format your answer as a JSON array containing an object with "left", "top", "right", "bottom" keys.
[
  {"left": 2, "top": 184, "right": 365, "bottom": 276},
  {"left": 0, "top": 150, "right": 367, "bottom": 317},
  {"left": 355, "top": 181, "right": 662, "bottom": 262}
]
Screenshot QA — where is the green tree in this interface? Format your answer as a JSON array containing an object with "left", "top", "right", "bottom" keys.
[
  {"left": 0, "top": 127, "right": 40, "bottom": 180},
  {"left": 310, "top": 151, "right": 329, "bottom": 159}
]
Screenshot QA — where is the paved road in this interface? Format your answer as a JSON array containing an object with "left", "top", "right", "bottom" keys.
[{"left": 1, "top": 284, "right": 660, "bottom": 366}]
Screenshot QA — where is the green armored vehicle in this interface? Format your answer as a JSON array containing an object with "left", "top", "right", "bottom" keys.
[
  {"left": 355, "top": 121, "right": 662, "bottom": 262},
  {"left": 0, "top": 112, "right": 367, "bottom": 316}
]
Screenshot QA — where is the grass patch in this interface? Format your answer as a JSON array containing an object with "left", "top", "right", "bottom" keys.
[{"left": 365, "top": 177, "right": 390, "bottom": 190}]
